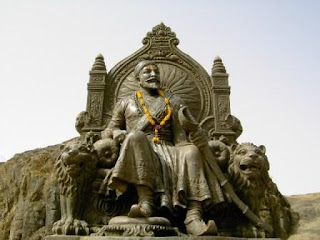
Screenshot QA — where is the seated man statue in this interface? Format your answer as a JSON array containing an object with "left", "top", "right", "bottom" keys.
[{"left": 96, "top": 60, "right": 225, "bottom": 236}]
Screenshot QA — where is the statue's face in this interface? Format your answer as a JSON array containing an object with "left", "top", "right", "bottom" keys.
[{"left": 138, "top": 64, "right": 160, "bottom": 90}]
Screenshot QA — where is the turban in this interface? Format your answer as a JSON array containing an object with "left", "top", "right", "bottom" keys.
[{"left": 134, "top": 60, "right": 158, "bottom": 79}]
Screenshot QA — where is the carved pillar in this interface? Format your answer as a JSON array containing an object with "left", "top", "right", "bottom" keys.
[
  {"left": 211, "top": 56, "right": 234, "bottom": 141},
  {"left": 83, "top": 54, "right": 107, "bottom": 133}
]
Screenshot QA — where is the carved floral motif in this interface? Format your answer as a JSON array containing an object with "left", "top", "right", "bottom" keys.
[
  {"left": 91, "top": 224, "right": 176, "bottom": 237},
  {"left": 217, "top": 95, "right": 230, "bottom": 122},
  {"left": 92, "top": 76, "right": 104, "bottom": 82},
  {"left": 213, "top": 77, "right": 227, "bottom": 86},
  {"left": 88, "top": 92, "right": 103, "bottom": 126},
  {"left": 145, "top": 22, "right": 177, "bottom": 41}
]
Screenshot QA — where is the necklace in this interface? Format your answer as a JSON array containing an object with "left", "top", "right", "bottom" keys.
[{"left": 136, "top": 89, "right": 172, "bottom": 143}]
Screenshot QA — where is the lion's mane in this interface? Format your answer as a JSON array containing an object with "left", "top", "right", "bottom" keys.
[
  {"left": 54, "top": 141, "right": 97, "bottom": 196},
  {"left": 228, "top": 143, "right": 270, "bottom": 214}
]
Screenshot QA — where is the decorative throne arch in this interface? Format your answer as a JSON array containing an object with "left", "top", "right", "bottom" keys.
[{"left": 83, "top": 23, "right": 238, "bottom": 142}]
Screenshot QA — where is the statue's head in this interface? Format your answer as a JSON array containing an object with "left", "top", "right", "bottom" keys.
[{"left": 134, "top": 60, "right": 160, "bottom": 90}]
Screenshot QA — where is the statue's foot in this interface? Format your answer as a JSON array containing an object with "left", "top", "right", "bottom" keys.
[
  {"left": 185, "top": 219, "right": 217, "bottom": 236},
  {"left": 128, "top": 202, "right": 153, "bottom": 218}
]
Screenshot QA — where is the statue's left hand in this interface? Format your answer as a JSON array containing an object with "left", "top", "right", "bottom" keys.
[
  {"left": 189, "top": 130, "right": 208, "bottom": 148},
  {"left": 113, "top": 130, "right": 127, "bottom": 143}
]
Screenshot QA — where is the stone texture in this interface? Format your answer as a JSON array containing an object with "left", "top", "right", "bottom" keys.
[
  {"left": 46, "top": 237, "right": 80, "bottom": 240},
  {"left": 0, "top": 142, "right": 319, "bottom": 239},
  {"left": 0, "top": 139, "right": 76, "bottom": 240},
  {"left": 46, "top": 236, "right": 280, "bottom": 240},
  {"left": 287, "top": 193, "right": 320, "bottom": 240}
]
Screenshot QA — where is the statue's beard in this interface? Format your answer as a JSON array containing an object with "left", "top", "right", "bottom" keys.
[{"left": 139, "top": 78, "right": 160, "bottom": 90}]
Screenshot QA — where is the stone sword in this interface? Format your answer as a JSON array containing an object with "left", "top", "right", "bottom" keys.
[{"left": 178, "top": 106, "right": 273, "bottom": 234}]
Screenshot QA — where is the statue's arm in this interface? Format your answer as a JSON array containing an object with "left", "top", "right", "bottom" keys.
[
  {"left": 101, "top": 99, "right": 127, "bottom": 139},
  {"left": 95, "top": 100, "right": 127, "bottom": 168},
  {"left": 171, "top": 96, "right": 207, "bottom": 147},
  {"left": 171, "top": 96, "right": 189, "bottom": 145}
]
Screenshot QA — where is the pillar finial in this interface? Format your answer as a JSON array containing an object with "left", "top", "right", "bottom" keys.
[
  {"left": 212, "top": 56, "right": 226, "bottom": 74},
  {"left": 92, "top": 53, "right": 106, "bottom": 71}
]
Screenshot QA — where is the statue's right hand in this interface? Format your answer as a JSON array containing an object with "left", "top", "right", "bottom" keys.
[
  {"left": 113, "top": 130, "right": 127, "bottom": 143},
  {"left": 208, "top": 140, "right": 230, "bottom": 172},
  {"left": 101, "top": 129, "right": 113, "bottom": 139}
]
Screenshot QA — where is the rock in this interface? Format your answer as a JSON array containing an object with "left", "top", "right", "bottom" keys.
[
  {"left": 0, "top": 139, "right": 77, "bottom": 240},
  {"left": 287, "top": 192, "right": 320, "bottom": 240}
]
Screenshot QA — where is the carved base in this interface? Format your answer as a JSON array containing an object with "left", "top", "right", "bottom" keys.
[
  {"left": 91, "top": 216, "right": 176, "bottom": 237},
  {"left": 91, "top": 224, "right": 177, "bottom": 237},
  {"left": 46, "top": 236, "right": 281, "bottom": 240}
]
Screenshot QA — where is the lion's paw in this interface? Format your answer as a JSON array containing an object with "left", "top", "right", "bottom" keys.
[
  {"left": 52, "top": 219, "right": 90, "bottom": 235},
  {"left": 240, "top": 224, "right": 268, "bottom": 238},
  {"left": 53, "top": 218, "right": 66, "bottom": 227}
]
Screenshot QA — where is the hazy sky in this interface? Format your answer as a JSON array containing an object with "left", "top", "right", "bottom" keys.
[{"left": 0, "top": 0, "right": 319, "bottom": 196}]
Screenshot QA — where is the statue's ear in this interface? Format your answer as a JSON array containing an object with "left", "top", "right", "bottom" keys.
[
  {"left": 259, "top": 145, "right": 266, "bottom": 154},
  {"left": 230, "top": 144, "right": 237, "bottom": 153},
  {"left": 60, "top": 144, "right": 65, "bottom": 151}
]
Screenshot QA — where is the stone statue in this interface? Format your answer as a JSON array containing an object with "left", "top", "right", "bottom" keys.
[
  {"left": 94, "top": 60, "right": 221, "bottom": 236},
  {"left": 75, "top": 111, "right": 87, "bottom": 134},
  {"left": 227, "top": 143, "right": 272, "bottom": 237},
  {"left": 228, "top": 143, "right": 297, "bottom": 239},
  {"left": 209, "top": 142, "right": 297, "bottom": 238},
  {"left": 52, "top": 138, "right": 98, "bottom": 235},
  {"left": 48, "top": 23, "right": 297, "bottom": 239}
]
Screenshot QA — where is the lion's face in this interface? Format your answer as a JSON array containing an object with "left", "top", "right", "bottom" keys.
[
  {"left": 228, "top": 143, "right": 270, "bottom": 214},
  {"left": 230, "top": 143, "right": 269, "bottom": 181},
  {"left": 60, "top": 143, "right": 93, "bottom": 177}
]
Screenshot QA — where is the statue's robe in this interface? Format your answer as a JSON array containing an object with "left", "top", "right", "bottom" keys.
[{"left": 103, "top": 92, "right": 224, "bottom": 213}]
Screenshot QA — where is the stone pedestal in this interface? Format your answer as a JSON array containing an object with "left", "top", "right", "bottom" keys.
[{"left": 46, "top": 236, "right": 280, "bottom": 240}]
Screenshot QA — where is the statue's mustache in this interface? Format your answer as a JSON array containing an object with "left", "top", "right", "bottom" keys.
[{"left": 146, "top": 77, "right": 159, "bottom": 82}]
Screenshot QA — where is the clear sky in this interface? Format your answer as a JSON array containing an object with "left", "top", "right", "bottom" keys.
[{"left": 0, "top": 0, "right": 319, "bottom": 196}]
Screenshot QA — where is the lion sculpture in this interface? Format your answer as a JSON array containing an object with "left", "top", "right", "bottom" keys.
[
  {"left": 229, "top": 143, "right": 270, "bottom": 215},
  {"left": 226, "top": 143, "right": 296, "bottom": 238},
  {"left": 52, "top": 140, "right": 98, "bottom": 235}
]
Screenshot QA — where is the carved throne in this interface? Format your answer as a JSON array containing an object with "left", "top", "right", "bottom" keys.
[
  {"left": 52, "top": 23, "right": 295, "bottom": 239},
  {"left": 74, "top": 22, "right": 241, "bottom": 235}
]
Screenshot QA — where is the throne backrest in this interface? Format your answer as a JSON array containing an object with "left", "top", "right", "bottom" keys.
[{"left": 82, "top": 23, "right": 238, "bottom": 142}]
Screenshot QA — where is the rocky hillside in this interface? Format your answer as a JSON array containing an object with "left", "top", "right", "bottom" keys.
[
  {"left": 0, "top": 142, "right": 318, "bottom": 240},
  {"left": 0, "top": 139, "right": 76, "bottom": 240},
  {"left": 287, "top": 192, "right": 320, "bottom": 240}
]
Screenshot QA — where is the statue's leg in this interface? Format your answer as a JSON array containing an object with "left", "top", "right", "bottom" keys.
[
  {"left": 128, "top": 185, "right": 154, "bottom": 218},
  {"left": 185, "top": 200, "right": 217, "bottom": 236},
  {"left": 177, "top": 145, "right": 212, "bottom": 201},
  {"left": 179, "top": 145, "right": 218, "bottom": 236},
  {"left": 109, "top": 131, "right": 163, "bottom": 218}
]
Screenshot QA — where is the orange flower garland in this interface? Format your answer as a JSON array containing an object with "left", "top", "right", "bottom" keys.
[{"left": 136, "top": 90, "right": 172, "bottom": 143}]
